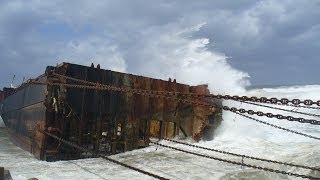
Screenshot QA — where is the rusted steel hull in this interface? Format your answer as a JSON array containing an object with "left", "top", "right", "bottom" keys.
[
  {"left": 0, "top": 83, "right": 47, "bottom": 159},
  {"left": 0, "top": 62, "right": 222, "bottom": 161}
]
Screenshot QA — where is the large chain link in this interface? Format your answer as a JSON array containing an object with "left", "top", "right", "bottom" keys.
[
  {"left": 234, "top": 112, "right": 320, "bottom": 141},
  {"left": 222, "top": 105, "right": 320, "bottom": 125},
  {"left": 40, "top": 129, "right": 169, "bottom": 180},
  {"left": 36, "top": 72, "right": 320, "bottom": 136},
  {"left": 31, "top": 78, "right": 320, "bottom": 127},
  {"left": 150, "top": 141, "right": 319, "bottom": 179},
  {"left": 161, "top": 138, "right": 320, "bottom": 171},
  {"left": 51, "top": 72, "right": 320, "bottom": 107},
  {"left": 34, "top": 71, "right": 320, "bottom": 179},
  {"left": 240, "top": 101, "right": 320, "bottom": 118},
  {"left": 30, "top": 81, "right": 214, "bottom": 109},
  {"left": 208, "top": 94, "right": 320, "bottom": 107},
  {"left": 243, "top": 100, "right": 320, "bottom": 110},
  {"left": 40, "top": 128, "right": 320, "bottom": 179}
]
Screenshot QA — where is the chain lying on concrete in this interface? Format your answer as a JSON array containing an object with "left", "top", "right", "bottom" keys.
[
  {"left": 234, "top": 112, "right": 320, "bottom": 141},
  {"left": 240, "top": 101, "right": 320, "bottom": 118},
  {"left": 150, "top": 141, "right": 319, "bottom": 179},
  {"left": 39, "top": 129, "right": 169, "bottom": 180},
  {"left": 222, "top": 105, "right": 320, "bottom": 125},
  {"left": 162, "top": 138, "right": 320, "bottom": 171}
]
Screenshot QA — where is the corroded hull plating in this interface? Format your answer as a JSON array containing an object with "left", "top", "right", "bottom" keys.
[
  {"left": 0, "top": 62, "right": 221, "bottom": 161},
  {"left": 0, "top": 82, "right": 47, "bottom": 159}
]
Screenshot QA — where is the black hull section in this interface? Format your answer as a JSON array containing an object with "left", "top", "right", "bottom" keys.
[
  {"left": 0, "top": 62, "right": 221, "bottom": 161},
  {"left": 0, "top": 83, "right": 47, "bottom": 159}
]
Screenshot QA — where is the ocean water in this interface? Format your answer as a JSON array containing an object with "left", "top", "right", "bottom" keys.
[{"left": 0, "top": 85, "right": 319, "bottom": 179}]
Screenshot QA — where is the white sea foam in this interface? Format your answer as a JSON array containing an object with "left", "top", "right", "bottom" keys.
[
  {"left": 126, "top": 23, "right": 250, "bottom": 95},
  {"left": 0, "top": 116, "right": 4, "bottom": 127},
  {"left": 1, "top": 26, "right": 319, "bottom": 179},
  {"left": 1, "top": 86, "right": 319, "bottom": 179}
]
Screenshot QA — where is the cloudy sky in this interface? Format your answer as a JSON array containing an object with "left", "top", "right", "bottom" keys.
[{"left": 0, "top": 0, "right": 319, "bottom": 91}]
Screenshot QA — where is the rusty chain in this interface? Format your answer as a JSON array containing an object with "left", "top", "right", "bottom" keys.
[
  {"left": 28, "top": 79, "right": 320, "bottom": 143},
  {"left": 39, "top": 128, "right": 320, "bottom": 179},
  {"left": 161, "top": 138, "right": 320, "bottom": 171},
  {"left": 50, "top": 72, "right": 320, "bottom": 125},
  {"left": 280, "top": 103, "right": 320, "bottom": 110},
  {"left": 150, "top": 141, "right": 319, "bottom": 179},
  {"left": 34, "top": 71, "right": 320, "bottom": 178},
  {"left": 31, "top": 78, "right": 320, "bottom": 126},
  {"left": 30, "top": 81, "right": 214, "bottom": 109},
  {"left": 243, "top": 100, "right": 320, "bottom": 110},
  {"left": 51, "top": 72, "right": 320, "bottom": 107},
  {"left": 234, "top": 112, "right": 320, "bottom": 141},
  {"left": 240, "top": 101, "right": 320, "bottom": 118},
  {"left": 39, "top": 129, "right": 169, "bottom": 180},
  {"left": 208, "top": 94, "right": 320, "bottom": 107},
  {"left": 222, "top": 105, "right": 320, "bottom": 125}
]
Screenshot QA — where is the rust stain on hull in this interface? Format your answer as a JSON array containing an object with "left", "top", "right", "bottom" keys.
[{"left": 0, "top": 62, "right": 222, "bottom": 161}]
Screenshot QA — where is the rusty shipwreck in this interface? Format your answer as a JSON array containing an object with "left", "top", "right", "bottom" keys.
[{"left": 0, "top": 62, "right": 221, "bottom": 161}]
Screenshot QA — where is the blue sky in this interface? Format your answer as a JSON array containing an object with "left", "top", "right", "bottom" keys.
[{"left": 0, "top": 0, "right": 319, "bottom": 90}]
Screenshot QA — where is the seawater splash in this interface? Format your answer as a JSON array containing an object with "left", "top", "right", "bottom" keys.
[
  {"left": 1, "top": 77, "right": 319, "bottom": 179},
  {"left": 127, "top": 23, "right": 250, "bottom": 95},
  {"left": 196, "top": 85, "right": 320, "bottom": 179},
  {"left": 1, "top": 25, "right": 319, "bottom": 179},
  {"left": 0, "top": 116, "right": 4, "bottom": 127},
  {"left": 214, "top": 85, "right": 320, "bottom": 142},
  {"left": 1, "top": 84, "right": 319, "bottom": 180}
]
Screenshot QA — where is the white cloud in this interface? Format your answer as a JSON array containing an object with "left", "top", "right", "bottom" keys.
[
  {"left": 62, "top": 37, "right": 127, "bottom": 72},
  {"left": 0, "top": 0, "right": 319, "bottom": 88}
]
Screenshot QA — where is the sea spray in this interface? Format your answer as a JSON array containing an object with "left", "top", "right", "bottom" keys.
[
  {"left": 0, "top": 116, "right": 4, "bottom": 127},
  {"left": 125, "top": 23, "right": 250, "bottom": 94}
]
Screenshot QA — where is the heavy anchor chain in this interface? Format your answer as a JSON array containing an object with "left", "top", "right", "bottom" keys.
[
  {"left": 51, "top": 72, "right": 320, "bottom": 107},
  {"left": 207, "top": 94, "right": 320, "bottom": 107},
  {"left": 31, "top": 76, "right": 320, "bottom": 125},
  {"left": 150, "top": 141, "right": 320, "bottom": 179},
  {"left": 161, "top": 138, "right": 320, "bottom": 171},
  {"left": 32, "top": 73, "right": 320, "bottom": 126},
  {"left": 39, "top": 129, "right": 169, "bottom": 180},
  {"left": 222, "top": 105, "right": 320, "bottom": 125},
  {"left": 30, "top": 80, "right": 215, "bottom": 109},
  {"left": 241, "top": 100, "right": 320, "bottom": 110},
  {"left": 49, "top": 73, "right": 320, "bottom": 125},
  {"left": 30, "top": 73, "right": 320, "bottom": 139},
  {"left": 32, "top": 71, "right": 320, "bottom": 179},
  {"left": 240, "top": 101, "right": 320, "bottom": 118},
  {"left": 235, "top": 112, "right": 320, "bottom": 141}
]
